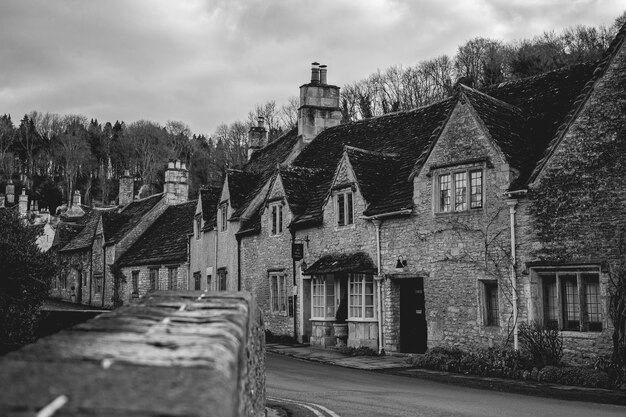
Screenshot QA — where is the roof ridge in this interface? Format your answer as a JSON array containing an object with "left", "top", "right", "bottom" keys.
[
  {"left": 246, "top": 126, "right": 298, "bottom": 163},
  {"left": 460, "top": 84, "right": 523, "bottom": 114},
  {"left": 344, "top": 145, "right": 399, "bottom": 158}
]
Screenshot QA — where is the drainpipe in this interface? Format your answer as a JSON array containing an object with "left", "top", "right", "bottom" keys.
[
  {"left": 291, "top": 229, "right": 298, "bottom": 340},
  {"left": 506, "top": 198, "right": 519, "bottom": 351},
  {"left": 101, "top": 246, "right": 106, "bottom": 308},
  {"left": 372, "top": 219, "right": 384, "bottom": 355},
  {"left": 236, "top": 235, "right": 242, "bottom": 291},
  {"left": 214, "top": 228, "right": 218, "bottom": 291}
]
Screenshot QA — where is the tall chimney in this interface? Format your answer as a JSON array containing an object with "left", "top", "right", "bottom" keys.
[
  {"left": 298, "top": 62, "right": 342, "bottom": 143},
  {"left": 18, "top": 189, "right": 28, "bottom": 216},
  {"left": 164, "top": 159, "right": 188, "bottom": 205},
  {"left": 118, "top": 169, "right": 134, "bottom": 205},
  {"left": 0, "top": 194, "right": 5, "bottom": 208},
  {"left": 310, "top": 62, "right": 320, "bottom": 84},
  {"left": 6, "top": 179, "right": 15, "bottom": 204},
  {"left": 319, "top": 64, "right": 327, "bottom": 84},
  {"left": 247, "top": 116, "right": 269, "bottom": 160}
]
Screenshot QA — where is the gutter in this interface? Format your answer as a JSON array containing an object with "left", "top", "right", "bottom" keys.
[{"left": 361, "top": 208, "right": 412, "bottom": 221}]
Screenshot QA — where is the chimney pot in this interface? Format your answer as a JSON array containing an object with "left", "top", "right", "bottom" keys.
[
  {"left": 311, "top": 62, "right": 320, "bottom": 84},
  {"left": 175, "top": 160, "right": 180, "bottom": 169},
  {"left": 257, "top": 116, "right": 265, "bottom": 128},
  {"left": 319, "top": 64, "right": 327, "bottom": 84},
  {"left": 168, "top": 160, "right": 175, "bottom": 169}
]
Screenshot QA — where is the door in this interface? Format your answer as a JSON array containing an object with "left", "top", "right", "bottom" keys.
[{"left": 400, "top": 278, "right": 427, "bottom": 353}]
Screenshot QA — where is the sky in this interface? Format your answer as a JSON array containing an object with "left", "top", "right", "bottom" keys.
[{"left": 0, "top": 0, "right": 624, "bottom": 137}]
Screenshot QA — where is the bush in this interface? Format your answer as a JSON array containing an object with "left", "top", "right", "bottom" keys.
[
  {"left": 539, "top": 366, "right": 612, "bottom": 388},
  {"left": 518, "top": 321, "right": 563, "bottom": 368},
  {"left": 264, "top": 330, "right": 297, "bottom": 345},
  {"left": 338, "top": 346, "right": 381, "bottom": 357}
]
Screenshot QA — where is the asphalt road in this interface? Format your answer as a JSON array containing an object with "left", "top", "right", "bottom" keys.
[{"left": 266, "top": 353, "right": 626, "bottom": 417}]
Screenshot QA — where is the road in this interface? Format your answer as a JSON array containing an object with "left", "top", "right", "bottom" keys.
[{"left": 266, "top": 353, "right": 626, "bottom": 417}]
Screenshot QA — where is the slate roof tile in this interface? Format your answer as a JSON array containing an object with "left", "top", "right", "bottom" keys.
[
  {"left": 102, "top": 194, "right": 163, "bottom": 244},
  {"left": 117, "top": 201, "right": 196, "bottom": 267},
  {"left": 302, "top": 251, "right": 377, "bottom": 275},
  {"left": 59, "top": 209, "right": 104, "bottom": 252},
  {"left": 199, "top": 186, "right": 221, "bottom": 229}
]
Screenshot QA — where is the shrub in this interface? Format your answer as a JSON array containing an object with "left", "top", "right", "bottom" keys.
[
  {"left": 518, "top": 321, "right": 563, "bottom": 368},
  {"left": 264, "top": 330, "right": 297, "bottom": 345},
  {"left": 338, "top": 346, "right": 381, "bottom": 357},
  {"left": 539, "top": 366, "right": 612, "bottom": 388}
]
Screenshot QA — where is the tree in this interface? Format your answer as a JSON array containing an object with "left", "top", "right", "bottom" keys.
[
  {"left": 0, "top": 208, "right": 56, "bottom": 349},
  {"left": 52, "top": 118, "right": 93, "bottom": 206},
  {"left": 0, "top": 114, "right": 16, "bottom": 177}
]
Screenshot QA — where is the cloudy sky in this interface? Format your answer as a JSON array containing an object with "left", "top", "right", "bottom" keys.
[{"left": 0, "top": 0, "right": 623, "bottom": 136}]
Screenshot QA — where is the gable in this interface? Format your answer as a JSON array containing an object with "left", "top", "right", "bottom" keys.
[
  {"left": 421, "top": 100, "right": 506, "bottom": 174},
  {"left": 268, "top": 174, "right": 285, "bottom": 200}
]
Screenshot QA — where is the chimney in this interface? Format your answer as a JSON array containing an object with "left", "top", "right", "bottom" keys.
[
  {"left": 119, "top": 169, "right": 134, "bottom": 205},
  {"left": 247, "top": 116, "right": 269, "bottom": 160},
  {"left": 319, "top": 64, "right": 327, "bottom": 84},
  {"left": 18, "top": 188, "right": 28, "bottom": 216},
  {"left": 0, "top": 194, "right": 4, "bottom": 208},
  {"left": 6, "top": 179, "right": 15, "bottom": 204},
  {"left": 298, "top": 62, "right": 342, "bottom": 143},
  {"left": 32, "top": 199, "right": 39, "bottom": 214},
  {"left": 310, "top": 62, "right": 320, "bottom": 84},
  {"left": 164, "top": 159, "right": 188, "bottom": 205}
]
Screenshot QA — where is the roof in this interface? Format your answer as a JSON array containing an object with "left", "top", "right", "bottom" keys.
[
  {"left": 302, "top": 252, "right": 377, "bottom": 275},
  {"left": 58, "top": 209, "right": 102, "bottom": 252},
  {"left": 102, "top": 194, "right": 163, "bottom": 244},
  {"left": 526, "top": 22, "right": 626, "bottom": 184},
  {"left": 199, "top": 186, "right": 221, "bottom": 229},
  {"left": 117, "top": 201, "right": 196, "bottom": 267}
]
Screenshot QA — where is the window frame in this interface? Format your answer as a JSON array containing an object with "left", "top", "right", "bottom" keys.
[
  {"left": 311, "top": 274, "right": 336, "bottom": 320},
  {"left": 193, "top": 271, "right": 201, "bottom": 291},
  {"left": 131, "top": 270, "right": 139, "bottom": 296},
  {"left": 195, "top": 214, "right": 202, "bottom": 240},
  {"left": 348, "top": 273, "right": 376, "bottom": 321},
  {"left": 218, "top": 268, "right": 227, "bottom": 291},
  {"left": 269, "top": 202, "right": 284, "bottom": 236},
  {"left": 435, "top": 168, "right": 483, "bottom": 214},
  {"left": 481, "top": 280, "right": 500, "bottom": 327},
  {"left": 168, "top": 266, "right": 178, "bottom": 290},
  {"left": 335, "top": 189, "right": 354, "bottom": 227},
  {"left": 149, "top": 267, "right": 159, "bottom": 291},
  {"left": 536, "top": 268, "right": 603, "bottom": 332},
  {"left": 220, "top": 202, "right": 228, "bottom": 232},
  {"left": 270, "top": 273, "right": 289, "bottom": 315}
]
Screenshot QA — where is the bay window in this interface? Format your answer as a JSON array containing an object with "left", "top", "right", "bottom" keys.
[
  {"left": 348, "top": 273, "right": 375, "bottom": 319},
  {"left": 312, "top": 275, "right": 336, "bottom": 319}
]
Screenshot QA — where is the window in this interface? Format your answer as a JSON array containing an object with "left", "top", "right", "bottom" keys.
[
  {"left": 270, "top": 273, "right": 289, "bottom": 314},
  {"left": 539, "top": 270, "right": 602, "bottom": 332},
  {"left": 220, "top": 203, "right": 228, "bottom": 231},
  {"left": 132, "top": 271, "right": 139, "bottom": 295},
  {"left": 82, "top": 271, "right": 87, "bottom": 286},
  {"left": 312, "top": 275, "right": 335, "bottom": 319},
  {"left": 336, "top": 190, "right": 354, "bottom": 226},
  {"left": 94, "top": 274, "right": 103, "bottom": 294},
  {"left": 483, "top": 281, "right": 499, "bottom": 326},
  {"left": 437, "top": 169, "right": 482, "bottom": 213},
  {"left": 193, "top": 271, "right": 201, "bottom": 290},
  {"left": 168, "top": 267, "right": 178, "bottom": 290},
  {"left": 218, "top": 268, "right": 227, "bottom": 291},
  {"left": 348, "top": 273, "right": 375, "bottom": 319},
  {"left": 206, "top": 274, "right": 212, "bottom": 291},
  {"left": 195, "top": 215, "right": 202, "bottom": 240},
  {"left": 270, "top": 204, "right": 283, "bottom": 236},
  {"left": 149, "top": 268, "right": 159, "bottom": 290}
]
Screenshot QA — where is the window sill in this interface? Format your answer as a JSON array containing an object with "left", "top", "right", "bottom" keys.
[
  {"left": 347, "top": 318, "right": 378, "bottom": 323},
  {"left": 310, "top": 318, "right": 336, "bottom": 322},
  {"left": 434, "top": 208, "right": 483, "bottom": 217},
  {"left": 334, "top": 224, "right": 356, "bottom": 232},
  {"left": 269, "top": 233, "right": 284, "bottom": 238}
]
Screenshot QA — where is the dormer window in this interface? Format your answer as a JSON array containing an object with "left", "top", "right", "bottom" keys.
[
  {"left": 436, "top": 169, "right": 483, "bottom": 213},
  {"left": 270, "top": 203, "right": 283, "bottom": 236},
  {"left": 336, "top": 190, "right": 354, "bottom": 226}
]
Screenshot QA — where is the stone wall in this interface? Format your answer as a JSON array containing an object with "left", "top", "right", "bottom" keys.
[
  {"left": 217, "top": 180, "right": 241, "bottom": 291},
  {"left": 0, "top": 291, "right": 266, "bottom": 417},
  {"left": 119, "top": 262, "right": 189, "bottom": 303}
]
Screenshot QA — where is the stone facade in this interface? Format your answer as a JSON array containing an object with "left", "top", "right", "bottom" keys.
[
  {"left": 216, "top": 175, "right": 242, "bottom": 291},
  {"left": 189, "top": 198, "right": 217, "bottom": 291},
  {"left": 119, "top": 263, "right": 189, "bottom": 302}
]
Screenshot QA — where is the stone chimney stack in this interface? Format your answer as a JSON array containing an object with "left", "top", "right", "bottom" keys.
[
  {"left": 6, "top": 179, "right": 15, "bottom": 204},
  {"left": 247, "top": 116, "right": 269, "bottom": 161},
  {"left": 164, "top": 159, "right": 188, "bottom": 205},
  {"left": 0, "top": 194, "right": 5, "bottom": 208},
  {"left": 119, "top": 169, "right": 134, "bottom": 206},
  {"left": 298, "top": 62, "right": 342, "bottom": 143},
  {"left": 18, "top": 189, "right": 28, "bottom": 216}
]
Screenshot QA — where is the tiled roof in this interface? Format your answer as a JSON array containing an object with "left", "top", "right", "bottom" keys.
[
  {"left": 483, "top": 62, "right": 597, "bottom": 186},
  {"left": 230, "top": 128, "right": 301, "bottom": 220},
  {"left": 102, "top": 194, "right": 163, "bottom": 244},
  {"left": 117, "top": 201, "right": 196, "bottom": 267},
  {"left": 59, "top": 209, "right": 103, "bottom": 252},
  {"left": 292, "top": 98, "right": 456, "bottom": 221},
  {"left": 302, "top": 251, "right": 377, "bottom": 275},
  {"left": 525, "top": 22, "right": 626, "bottom": 184},
  {"left": 199, "top": 186, "right": 221, "bottom": 229}
]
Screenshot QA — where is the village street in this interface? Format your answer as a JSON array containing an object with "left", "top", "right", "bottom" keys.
[{"left": 266, "top": 353, "right": 626, "bottom": 417}]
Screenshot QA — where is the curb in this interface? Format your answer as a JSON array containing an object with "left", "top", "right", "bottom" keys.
[{"left": 267, "top": 346, "right": 626, "bottom": 407}]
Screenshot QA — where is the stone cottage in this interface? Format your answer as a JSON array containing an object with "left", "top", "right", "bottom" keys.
[
  {"left": 51, "top": 160, "right": 190, "bottom": 308},
  {"left": 206, "top": 23, "right": 626, "bottom": 362}
]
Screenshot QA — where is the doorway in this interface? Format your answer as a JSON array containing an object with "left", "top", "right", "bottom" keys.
[{"left": 400, "top": 278, "right": 427, "bottom": 353}]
